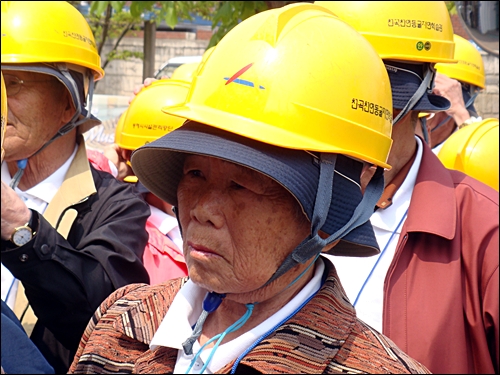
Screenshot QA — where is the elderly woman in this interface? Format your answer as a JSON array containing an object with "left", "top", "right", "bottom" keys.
[{"left": 70, "top": 4, "right": 430, "bottom": 374}]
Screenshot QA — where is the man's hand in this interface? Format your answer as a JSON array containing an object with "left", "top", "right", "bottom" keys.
[
  {"left": 432, "top": 73, "right": 471, "bottom": 126},
  {"left": 103, "top": 143, "right": 133, "bottom": 181},
  {"left": 129, "top": 77, "right": 159, "bottom": 104},
  {"left": 1, "top": 181, "right": 31, "bottom": 240}
]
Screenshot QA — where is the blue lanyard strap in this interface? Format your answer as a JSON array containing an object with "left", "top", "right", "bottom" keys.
[
  {"left": 183, "top": 255, "right": 321, "bottom": 374},
  {"left": 4, "top": 277, "right": 17, "bottom": 303},
  {"left": 353, "top": 208, "right": 409, "bottom": 307},
  {"left": 9, "top": 159, "right": 28, "bottom": 190},
  {"left": 186, "top": 303, "right": 255, "bottom": 374},
  {"left": 230, "top": 283, "right": 321, "bottom": 374}
]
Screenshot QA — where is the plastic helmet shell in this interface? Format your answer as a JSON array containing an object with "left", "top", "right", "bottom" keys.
[{"left": 438, "top": 118, "right": 499, "bottom": 191}]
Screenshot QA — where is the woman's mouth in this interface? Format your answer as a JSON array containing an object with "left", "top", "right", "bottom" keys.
[{"left": 188, "top": 242, "right": 222, "bottom": 259}]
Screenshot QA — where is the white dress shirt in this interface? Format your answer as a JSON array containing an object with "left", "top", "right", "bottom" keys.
[
  {"left": 147, "top": 204, "right": 183, "bottom": 251},
  {"left": 323, "top": 137, "right": 423, "bottom": 332}
]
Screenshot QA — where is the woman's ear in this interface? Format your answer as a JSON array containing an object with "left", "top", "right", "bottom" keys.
[
  {"left": 61, "top": 89, "right": 77, "bottom": 124},
  {"left": 319, "top": 230, "right": 340, "bottom": 253}
]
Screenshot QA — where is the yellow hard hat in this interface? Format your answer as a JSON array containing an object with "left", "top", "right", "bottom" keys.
[
  {"left": 438, "top": 118, "right": 499, "bottom": 191},
  {"left": 318, "top": 1, "right": 455, "bottom": 127},
  {"left": 116, "top": 79, "right": 190, "bottom": 151},
  {"left": 133, "top": 3, "right": 395, "bottom": 260},
  {"left": 1, "top": 1, "right": 104, "bottom": 80},
  {"left": 1, "top": 72, "right": 6, "bottom": 163},
  {"left": 435, "top": 34, "right": 485, "bottom": 89},
  {"left": 201, "top": 47, "right": 215, "bottom": 64},
  {"left": 171, "top": 62, "right": 200, "bottom": 83},
  {"left": 2, "top": 1, "right": 104, "bottom": 136},
  {"left": 124, "top": 175, "right": 139, "bottom": 184},
  {"left": 317, "top": 1, "right": 455, "bottom": 64},
  {"left": 161, "top": 5, "right": 393, "bottom": 168}
]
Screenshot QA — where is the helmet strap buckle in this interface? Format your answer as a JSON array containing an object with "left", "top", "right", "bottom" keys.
[
  {"left": 393, "top": 66, "right": 434, "bottom": 125},
  {"left": 260, "top": 155, "right": 384, "bottom": 288}
]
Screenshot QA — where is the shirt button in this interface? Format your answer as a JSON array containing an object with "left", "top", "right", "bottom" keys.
[
  {"left": 40, "top": 244, "right": 50, "bottom": 255},
  {"left": 19, "top": 254, "right": 29, "bottom": 262}
]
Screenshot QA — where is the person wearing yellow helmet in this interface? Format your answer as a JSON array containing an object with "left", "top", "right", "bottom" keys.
[
  {"left": 95, "top": 80, "right": 190, "bottom": 285},
  {"left": 170, "top": 62, "right": 201, "bottom": 83},
  {"left": 70, "top": 4, "right": 430, "bottom": 374},
  {"left": 438, "top": 118, "right": 499, "bottom": 191},
  {"left": 0, "top": 2, "right": 150, "bottom": 373},
  {"left": 317, "top": 2, "right": 498, "bottom": 374},
  {"left": 423, "top": 34, "right": 486, "bottom": 152}
]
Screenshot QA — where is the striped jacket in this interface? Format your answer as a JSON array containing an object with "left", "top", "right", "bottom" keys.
[{"left": 69, "top": 259, "right": 430, "bottom": 374}]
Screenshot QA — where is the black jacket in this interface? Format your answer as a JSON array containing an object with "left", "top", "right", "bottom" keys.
[{"left": 1, "top": 142, "right": 150, "bottom": 373}]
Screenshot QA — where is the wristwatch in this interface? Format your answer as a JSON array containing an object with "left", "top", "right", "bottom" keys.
[
  {"left": 458, "top": 116, "right": 480, "bottom": 129},
  {"left": 10, "top": 213, "right": 36, "bottom": 247}
]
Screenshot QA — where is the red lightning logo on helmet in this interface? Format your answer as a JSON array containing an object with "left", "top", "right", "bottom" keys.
[{"left": 225, "top": 63, "right": 254, "bottom": 85}]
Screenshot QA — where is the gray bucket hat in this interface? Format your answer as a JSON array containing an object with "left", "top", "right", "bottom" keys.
[{"left": 132, "top": 121, "right": 382, "bottom": 257}]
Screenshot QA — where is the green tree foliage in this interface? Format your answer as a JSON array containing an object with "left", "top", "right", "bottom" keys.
[
  {"left": 68, "top": 1, "right": 143, "bottom": 74},
  {"left": 209, "top": 2, "right": 268, "bottom": 47},
  {"left": 446, "top": 1, "right": 457, "bottom": 15},
  {"left": 72, "top": 1, "right": 301, "bottom": 84},
  {"left": 75, "top": 0, "right": 458, "bottom": 79},
  {"left": 85, "top": 1, "right": 290, "bottom": 53}
]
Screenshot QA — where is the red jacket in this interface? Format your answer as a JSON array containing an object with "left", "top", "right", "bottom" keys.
[
  {"left": 143, "top": 220, "right": 188, "bottom": 285},
  {"left": 86, "top": 149, "right": 114, "bottom": 175},
  {"left": 383, "top": 142, "right": 499, "bottom": 374}
]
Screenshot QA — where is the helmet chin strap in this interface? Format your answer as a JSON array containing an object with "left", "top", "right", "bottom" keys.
[
  {"left": 393, "top": 65, "right": 435, "bottom": 126},
  {"left": 44, "top": 65, "right": 95, "bottom": 141},
  {"left": 9, "top": 67, "right": 95, "bottom": 190},
  {"left": 420, "top": 117, "right": 430, "bottom": 143},
  {"left": 261, "top": 153, "right": 384, "bottom": 289}
]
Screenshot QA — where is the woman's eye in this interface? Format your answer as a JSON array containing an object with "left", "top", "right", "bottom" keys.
[
  {"left": 230, "top": 181, "right": 246, "bottom": 190},
  {"left": 186, "top": 169, "right": 202, "bottom": 178}
]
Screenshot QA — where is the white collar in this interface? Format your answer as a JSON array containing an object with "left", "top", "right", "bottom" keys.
[
  {"left": 370, "top": 136, "right": 423, "bottom": 233},
  {"left": 150, "top": 258, "right": 325, "bottom": 374},
  {"left": 147, "top": 204, "right": 179, "bottom": 235},
  {"left": 1, "top": 145, "right": 78, "bottom": 205}
]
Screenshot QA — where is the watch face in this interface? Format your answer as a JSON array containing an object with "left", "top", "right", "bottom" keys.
[{"left": 12, "top": 227, "right": 32, "bottom": 246}]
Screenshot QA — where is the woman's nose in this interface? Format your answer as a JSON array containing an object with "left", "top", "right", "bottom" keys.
[{"left": 189, "top": 186, "right": 226, "bottom": 229}]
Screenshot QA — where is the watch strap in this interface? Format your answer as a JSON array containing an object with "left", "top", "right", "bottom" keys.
[{"left": 27, "top": 209, "right": 39, "bottom": 234}]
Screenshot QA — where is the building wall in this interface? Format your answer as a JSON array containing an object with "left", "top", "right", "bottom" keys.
[
  {"left": 450, "top": 13, "right": 499, "bottom": 119},
  {"left": 475, "top": 52, "right": 499, "bottom": 119},
  {"left": 95, "top": 30, "right": 210, "bottom": 97}
]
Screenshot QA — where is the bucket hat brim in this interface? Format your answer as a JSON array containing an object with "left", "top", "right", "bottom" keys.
[
  {"left": 385, "top": 63, "right": 451, "bottom": 112},
  {"left": 132, "top": 122, "right": 380, "bottom": 257}
]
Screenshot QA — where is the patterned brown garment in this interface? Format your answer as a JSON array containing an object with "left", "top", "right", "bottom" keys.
[{"left": 69, "top": 259, "right": 430, "bottom": 374}]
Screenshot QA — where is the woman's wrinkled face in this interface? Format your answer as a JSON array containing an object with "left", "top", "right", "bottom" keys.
[{"left": 177, "top": 155, "right": 310, "bottom": 294}]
